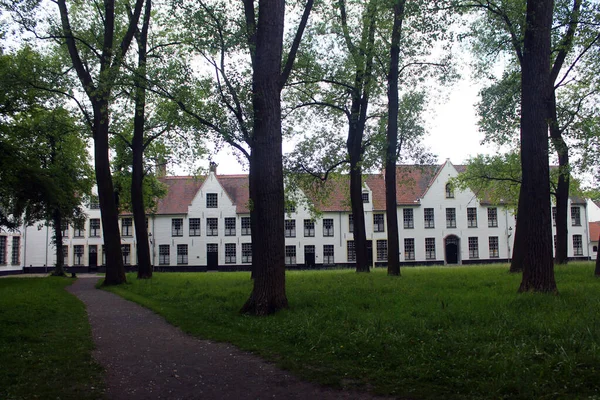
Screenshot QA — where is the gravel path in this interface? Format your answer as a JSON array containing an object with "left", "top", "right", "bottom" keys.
[{"left": 67, "top": 276, "right": 395, "bottom": 400}]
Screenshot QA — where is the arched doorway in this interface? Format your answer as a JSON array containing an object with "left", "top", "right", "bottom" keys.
[{"left": 445, "top": 235, "right": 460, "bottom": 265}]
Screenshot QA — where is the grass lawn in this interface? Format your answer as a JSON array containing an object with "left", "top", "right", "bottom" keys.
[
  {"left": 105, "top": 263, "right": 600, "bottom": 399},
  {"left": 0, "top": 277, "right": 104, "bottom": 400}
]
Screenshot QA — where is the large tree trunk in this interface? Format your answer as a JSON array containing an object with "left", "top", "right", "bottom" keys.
[
  {"left": 384, "top": 0, "right": 405, "bottom": 277},
  {"left": 52, "top": 209, "right": 65, "bottom": 276},
  {"left": 510, "top": 191, "right": 526, "bottom": 273},
  {"left": 133, "top": 0, "right": 153, "bottom": 279},
  {"left": 517, "top": 0, "right": 557, "bottom": 293},
  {"left": 241, "top": 0, "right": 288, "bottom": 315},
  {"left": 349, "top": 150, "right": 370, "bottom": 273},
  {"left": 549, "top": 92, "right": 569, "bottom": 265}
]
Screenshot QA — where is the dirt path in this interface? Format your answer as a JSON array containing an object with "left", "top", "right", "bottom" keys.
[{"left": 67, "top": 276, "right": 394, "bottom": 400}]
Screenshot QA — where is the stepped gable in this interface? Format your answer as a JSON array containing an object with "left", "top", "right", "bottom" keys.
[
  {"left": 157, "top": 176, "right": 206, "bottom": 214},
  {"left": 590, "top": 221, "right": 600, "bottom": 241},
  {"left": 217, "top": 175, "right": 251, "bottom": 214}
]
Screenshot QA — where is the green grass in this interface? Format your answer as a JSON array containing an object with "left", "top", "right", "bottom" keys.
[
  {"left": 105, "top": 263, "right": 600, "bottom": 399},
  {"left": 0, "top": 277, "right": 104, "bottom": 400}
]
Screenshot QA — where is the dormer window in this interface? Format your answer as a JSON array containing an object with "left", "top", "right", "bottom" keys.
[
  {"left": 206, "top": 193, "right": 218, "bottom": 208},
  {"left": 362, "top": 192, "right": 369, "bottom": 203},
  {"left": 445, "top": 183, "right": 454, "bottom": 198}
]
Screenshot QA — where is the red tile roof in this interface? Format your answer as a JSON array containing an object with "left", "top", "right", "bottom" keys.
[
  {"left": 590, "top": 221, "right": 600, "bottom": 242},
  {"left": 217, "top": 175, "right": 251, "bottom": 214},
  {"left": 156, "top": 176, "right": 206, "bottom": 214}
]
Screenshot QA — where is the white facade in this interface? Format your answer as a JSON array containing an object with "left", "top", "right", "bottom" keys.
[{"left": 3, "top": 161, "right": 593, "bottom": 273}]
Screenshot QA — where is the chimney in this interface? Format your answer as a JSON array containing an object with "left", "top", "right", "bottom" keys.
[{"left": 209, "top": 161, "right": 218, "bottom": 175}]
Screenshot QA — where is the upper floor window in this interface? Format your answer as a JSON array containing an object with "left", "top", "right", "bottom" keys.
[
  {"left": 467, "top": 208, "right": 477, "bottom": 228},
  {"left": 90, "top": 219, "right": 101, "bottom": 237},
  {"left": 284, "top": 202, "right": 296, "bottom": 214},
  {"left": 241, "top": 217, "right": 251, "bottom": 235},
  {"left": 446, "top": 208, "right": 456, "bottom": 228},
  {"left": 424, "top": 208, "right": 435, "bottom": 228},
  {"left": 189, "top": 218, "right": 201, "bottom": 236},
  {"left": 349, "top": 214, "right": 354, "bottom": 233},
  {"left": 206, "top": 218, "right": 218, "bottom": 236},
  {"left": 304, "top": 219, "right": 315, "bottom": 237},
  {"left": 445, "top": 183, "right": 454, "bottom": 198},
  {"left": 74, "top": 221, "right": 86, "bottom": 237},
  {"left": 362, "top": 192, "right": 369, "bottom": 203},
  {"left": 323, "top": 219, "right": 334, "bottom": 237},
  {"left": 571, "top": 206, "right": 581, "bottom": 226},
  {"left": 89, "top": 196, "right": 100, "bottom": 209},
  {"left": 121, "top": 218, "right": 132, "bottom": 237},
  {"left": 373, "top": 214, "right": 385, "bottom": 232},
  {"left": 403, "top": 208, "right": 414, "bottom": 229},
  {"left": 285, "top": 220, "right": 296, "bottom": 237},
  {"left": 224, "top": 217, "right": 236, "bottom": 236},
  {"left": 206, "top": 193, "right": 218, "bottom": 208},
  {"left": 488, "top": 208, "right": 498, "bottom": 227},
  {"left": 552, "top": 206, "right": 557, "bottom": 226},
  {"left": 61, "top": 223, "right": 69, "bottom": 238},
  {"left": 171, "top": 218, "right": 183, "bottom": 237}
]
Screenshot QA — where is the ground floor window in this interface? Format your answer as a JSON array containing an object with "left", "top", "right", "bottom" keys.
[
  {"left": 573, "top": 234, "right": 583, "bottom": 256},
  {"left": 242, "top": 243, "right": 252, "bottom": 263},
  {"left": 11, "top": 236, "right": 20, "bottom": 265},
  {"left": 425, "top": 238, "right": 435, "bottom": 260},
  {"left": 121, "top": 244, "right": 131, "bottom": 265},
  {"left": 177, "top": 244, "right": 188, "bottom": 264},
  {"left": 468, "top": 237, "right": 479, "bottom": 259},
  {"left": 0, "top": 236, "right": 5, "bottom": 264},
  {"left": 159, "top": 245, "right": 170, "bottom": 265},
  {"left": 376, "top": 240, "right": 387, "bottom": 261},
  {"left": 404, "top": 238, "right": 415, "bottom": 261},
  {"left": 347, "top": 241, "right": 356, "bottom": 262},
  {"left": 489, "top": 237, "right": 499, "bottom": 258},
  {"left": 225, "top": 243, "right": 236, "bottom": 264},
  {"left": 285, "top": 245, "right": 296, "bottom": 265},
  {"left": 74, "top": 245, "right": 84, "bottom": 265},
  {"left": 323, "top": 245, "right": 334, "bottom": 265},
  {"left": 63, "top": 245, "right": 69, "bottom": 265}
]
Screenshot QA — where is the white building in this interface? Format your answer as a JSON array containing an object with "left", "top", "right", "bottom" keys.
[{"left": 0, "top": 160, "right": 592, "bottom": 275}]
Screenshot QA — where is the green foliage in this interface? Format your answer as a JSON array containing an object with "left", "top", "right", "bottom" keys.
[
  {"left": 0, "top": 277, "right": 104, "bottom": 399},
  {"left": 107, "top": 264, "right": 600, "bottom": 399}
]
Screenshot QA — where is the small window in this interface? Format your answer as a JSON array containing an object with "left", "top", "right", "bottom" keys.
[
  {"left": 206, "top": 218, "right": 218, "bottom": 236},
  {"left": 63, "top": 245, "right": 69, "bottom": 266},
  {"left": 242, "top": 243, "right": 252, "bottom": 263},
  {"left": 285, "top": 245, "right": 296, "bottom": 265},
  {"left": 189, "top": 218, "right": 201, "bottom": 236},
  {"left": 347, "top": 241, "right": 356, "bottom": 262},
  {"left": 362, "top": 192, "right": 369, "bottom": 203},
  {"left": 404, "top": 238, "right": 415, "bottom": 261},
  {"left": 552, "top": 206, "right": 557, "bottom": 226},
  {"left": 488, "top": 208, "right": 498, "bottom": 228},
  {"left": 593, "top": 245, "right": 598, "bottom": 253},
  {"left": 285, "top": 202, "right": 296, "bottom": 214},
  {"left": 467, "top": 208, "right": 477, "bottom": 228},
  {"left": 425, "top": 238, "right": 436, "bottom": 260},
  {"left": 159, "top": 245, "right": 170, "bottom": 265},
  {"left": 89, "top": 196, "right": 100, "bottom": 209},
  {"left": 468, "top": 237, "right": 479, "bottom": 259},
  {"left": 224, "top": 217, "right": 236, "bottom": 236},
  {"left": 446, "top": 208, "right": 456, "bottom": 228},
  {"left": 445, "top": 183, "right": 454, "bottom": 198},
  {"left": 74, "top": 221, "right": 86, "bottom": 237},
  {"left": 571, "top": 206, "right": 581, "bottom": 226},
  {"left": 121, "top": 218, "right": 132, "bottom": 237},
  {"left": 323, "top": 219, "right": 334, "bottom": 237},
  {"left": 373, "top": 214, "right": 385, "bottom": 232},
  {"left": 323, "top": 245, "right": 334, "bottom": 265},
  {"left": 206, "top": 193, "right": 218, "bottom": 208},
  {"left": 90, "top": 219, "right": 101, "bottom": 237},
  {"left": 225, "top": 243, "right": 236, "bottom": 263},
  {"left": 489, "top": 236, "right": 499, "bottom": 258},
  {"left": 121, "top": 244, "right": 131, "bottom": 265},
  {"left": 285, "top": 220, "right": 296, "bottom": 237},
  {"left": 241, "top": 217, "right": 251, "bottom": 235},
  {"left": 376, "top": 240, "right": 387, "bottom": 261},
  {"left": 177, "top": 244, "right": 188, "bottom": 264},
  {"left": 424, "top": 208, "right": 435, "bottom": 228},
  {"left": 61, "top": 223, "right": 69, "bottom": 238},
  {"left": 304, "top": 219, "right": 315, "bottom": 237},
  {"left": 403, "top": 209, "right": 414, "bottom": 229},
  {"left": 171, "top": 218, "right": 183, "bottom": 237}
]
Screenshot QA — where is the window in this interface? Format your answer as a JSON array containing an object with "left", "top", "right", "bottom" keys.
[
  {"left": 122, "top": 244, "right": 131, "bottom": 265},
  {"left": 304, "top": 219, "right": 315, "bottom": 237},
  {"left": 159, "top": 245, "right": 170, "bottom": 265},
  {"left": 554, "top": 235, "right": 557, "bottom": 249},
  {"left": 285, "top": 245, "right": 296, "bottom": 265},
  {"left": 11, "top": 237, "right": 20, "bottom": 265},
  {"left": 284, "top": 202, "right": 296, "bottom": 214},
  {"left": 323, "top": 245, "right": 334, "bottom": 264},
  {"left": 468, "top": 237, "right": 479, "bottom": 259},
  {"left": 171, "top": 218, "right": 183, "bottom": 236},
  {"left": 323, "top": 219, "right": 334, "bottom": 237},
  {"left": 102, "top": 245, "right": 106, "bottom": 265},
  {"left": 90, "top": 219, "right": 101, "bottom": 237},
  {"left": 488, "top": 208, "right": 498, "bottom": 227},
  {"left": 61, "top": 223, "right": 69, "bottom": 238},
  {"left": 74, "top": 221, "right": 85, "bottom": 237},
  {"left": 225, "top": 243, "right": 236, "bottom": 263},
  {"left": 376, "top": 240, "right": 387, "bottom": 261},
  {"left": 403, "top": 209, "right": 414, "bottom": 229},
  {"left": 594, "top": 245, "right": 598, "bottom": 253},
  {"left": 446, "top": 208, "right": 456, "bottom": 228},
  {"left": 89, "top": 196, "right": 100, "bottom": 209},
  {"left": 424, "top": 208, "right": 435, "bottom": 228},
  {"left": 349, "top": 214, "right": 354, "bottom": 233},
  {"left": 467, "top": 208, "right": 477, "bottom": 228},
  {"left": 362, "top": 192, "right": 369, "bottom": 203},
  {"left": 573, "top": 234, "right": 583, "bottom": 256},
  {"left": 177, "top": 244, "right": 188, "bottom": 264},
  {"left": 63, "top": 246, "right": 69, "bottom": 265},
  {"left": 489, "top": 237, "right": 499, "bottom": 258},
  {"left": 189, "top": 218, "right": 201, "bottom": 236},
  {"left": 552, "top": 206, "right": 557, "bottom": 226},
  {"left": 74, "top": 245, "right": 84, "bottom": 265},
  {"left": 347, "top": 241, "right": 356, "bottom": 262},
  {"left": 242, "top": 243, "right": 252, "bottom": 263},
  {"left": 206, "top": 193, "right": 218, "bottom": 208},
  {"left": 425, "top": 238, "right": 436, "bottom": 260},
  {"left": 207, "top": 243, "right": 218, "bottom": 253},
  {"left": 224, "top": 217, "right": 236, "bottom": 236},
  {"left": 373, "top": 214, "right": 385, "bottom": 232},
  {"left": 0, "top": 236, "right": 5, "bottom": 264},
  {"left": 119, "top": 218, "right": 131, "bottom": 237},
  {"left": 571, "top": 206, "right": 581, "bottom": 226},
  {"left": 285, "top": 220, "right": 296, "bottom": 237},
  {"left": 445, "top": 183, "right": 454, "bottom": 198},
  {"left": 241, "top": 217, "right": 251, "bottom": 235},
  {"left": 404, "top": 238, "right": 415, "bottom": 261},
  {"left": 206, "top": 218, "right": 218, "bottom": 236}
]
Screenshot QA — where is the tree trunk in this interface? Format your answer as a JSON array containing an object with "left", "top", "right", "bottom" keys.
[
  {"left": 349, "top": 150, "right": 370, "bottom": 273},
  {"left": 549, "top": 91, "right": 569, "bottom": 265},
  {"left": 241, "top": 0, "right": 288, "bottom": 315},
  {"left": 517, "top": 0, "right": 557, "bottom": 293},
  {"left": 595, "top": 233, "right": 600, "bottom": 276},
  {"left": 94, "top": 105, "right": 126, "bottom": 286},
  {"left": 510, "top": 192, "right": 526, "bottom": 273},
  {"left": 133, "top": 0, "right": 153, "bottom": 279},
  {"left": 52, "top": 209, "right": 65, "bottom": 276},
  {"left": 385, "top": 0, "right": 405, "bottom": 277}
]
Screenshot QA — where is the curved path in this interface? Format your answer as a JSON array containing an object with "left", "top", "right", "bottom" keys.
[{"left": 67, "top": 276, "right": 394, "bottom": 400}]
